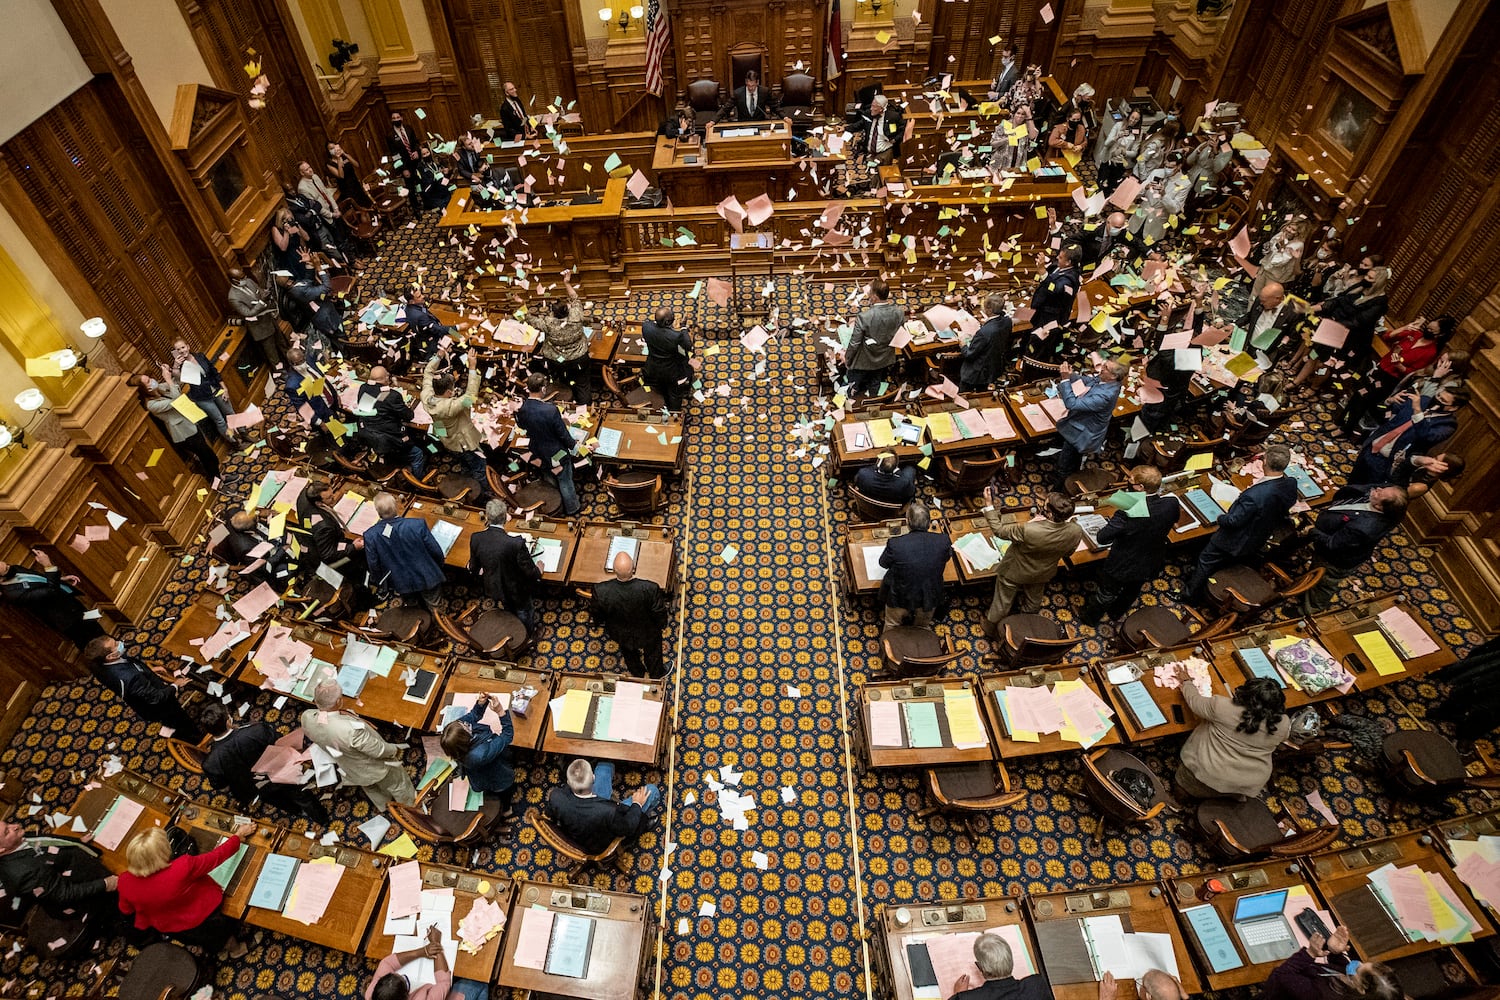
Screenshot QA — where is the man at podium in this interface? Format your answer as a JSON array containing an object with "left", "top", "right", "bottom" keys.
[{"left": 731, "top": 70, "right": 777, "bottom": 122}]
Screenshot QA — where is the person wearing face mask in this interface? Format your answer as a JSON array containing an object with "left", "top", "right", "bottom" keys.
[
  {"left": 988, "top": 105, "right": 1036, "bottom": 173},
  {"left": 1304, "top": 235, "right": 1345, "bottom": 301},
  {"left": 1128, "top": 152, "right": 1191, "bottom": 244},
  {"left": 228, "top": 266, "right": 282, "bottom": 369},
  {"left": 1291, "top": 257, "right": 1390, "bottom": 392},
  {"left": 1079, "top": 211, "right": 1135, "bottom": 268},
  {"left": 1047, "top": 110, "right": 1089, "bottom": 164},
  {"left": 1095, "top": 109, "right": 1144, "bottom": 193},
  {"left": 1350, "top": 386, "right": 1468, "bottom": 485},
  {"left": 1338, "top": 314, "right": 1455, "bottom": 435},
  {"left": 1252, "top": 218, "right": 1310, "bottom": 299},
  {"left": 128, "top": 370, "right": 220, "bottom": 484},
  {"left": 386, "top": 110, "right": 430, "bottom": 212},
  {"left": 990, "top": 44, "right": 1020, "bottom": 101},
  {"left": 1029, "top": 245, "right": 1082, "bottom": 332}
]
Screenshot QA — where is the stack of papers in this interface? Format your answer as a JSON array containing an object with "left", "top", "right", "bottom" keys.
[
  {"left": 1368, "top": 862, "right": 1478, "bottom": 944},
  {"left": 549, "top": 689, "right": 594, "bottom": 735},
  {"left": 909, "top": 925, "right": 1037, "bottom": 998},
  {"left": 91, "top": 795, "right": 146, "bottom": 851},
  {"left": 993, "top": 681, "right": 1114, "bottom": 748},
  {"left": 1377, "top": 607, "right": 1440, "bottom": 658},
  {"left": 513, "top": 906, "right": 598, "bottom": 978},
  {"left": 430, "top": 519, "right": 465, "bottom": 556},
  {"left": 953, "top": 533, "right": 1005, "bottom": 573},
  {"left": 248, "top": 852, "right": 300, "bottom": 910},
  {"left": 1450, "top": 836, "right": 1500, "bottom": 910},
  {"left": 943, "top": 689, "right": 989, "bottom": 749},
  {"left": 392, "top": 888, "right": 459, "bottom": 987},
  {"left": 457, "top": 896, "right": 507, "bottom": 954},
  {"left": 1083, "top": 914, "right": 1180, "bottom": 980},
  {"left": 283, "top": 858, "right": 344, "bottom": 924}
]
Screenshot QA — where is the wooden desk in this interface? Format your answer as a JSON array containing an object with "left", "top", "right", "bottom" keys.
[
  {"left": 854, "top": 677, "right": 994, "bottom": 770},
  {"left": 439, "top": 660, "right": 557, "bottom": 752},
  {"left": 54, "top": 771, "right": 180, "bottom": 872},
  {"left": 569, "top": 520, "right": 677, "bottom": 591},
  {"left": 875, "top": 894, "right": 1037, "bottom": 1000},
  {"left": 366, "top": 862, "right": 514, "bottom": 984},
  {"left": 404, "top": 498, "right": 487, "bottom": 569},
  {"left": 590, "top": 322, "right": 623, "bottom": 366},
  {"left": 504, "top": 512, "right": 581, "bottom": 586},
  {"left": 1095, "top": 643, "right": 1226, "bottom": 743},
  {"left": 592, "top": 409, "right": 685, "bottom": 475},
  {"left": 1434, "top": 810, "right": 1500, "bottom": 921},
  {"left": 1206, "top": 621, "right": 1334, "bottom": 711},
  {"left": 540, "top": 672, "right": 668, "bottom": 766},
  {"left": 920, "top": 395, "right": 1024, "bottom": 455},
  {"left": 244, "top": 830, "right": 388, "bottom": 954},
  {"left": 1310, "top": 832, "right": 1495, "bottom": 962},
  {"left": 611, "top": 321, "right": 647, "bottom": 365},
  {"left": 239, "top": 620, "right": 446, "bottom": 731},
  {"left": 1004, "top": 385, "right": 1067, "bottom": 441},
  {"left": 832, "top": 408, "right": 927, "bottom": 472},
  {"left": 1311, "top": 594, "right": 1457, "bottom": 691},
  {"left": 175, "top": 800, "right": 280, "bottom": 920},
  {"left": 844, "top": 521, "right": 960, "bottom": 597},
  {"left": 1165, "top": 866, "right": 1330, "bottom": 991},
  {"left": 1082, "top": 278, "right": 1157, "bottom": 317},
  {"left": 977, "top": 668, "right": 1121, "bottom": 759},
  {"left": 498, "top": 879, "right": 651, "bottom": 1000},
  {"left": 1066, "top": 486, "right": 1208, "bottom": 569},
  {"left": 1027, "top": 882, "right": 1201, "bottom": 1000},
  {"left": 943, "top": 510, "right": 1006, "bottom": 585},
  {"left": 161, "top": 590, "right": 261, "bottom": 676}
]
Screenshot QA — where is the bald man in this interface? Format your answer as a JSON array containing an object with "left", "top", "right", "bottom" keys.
[
  {"left": 589, "top": 552, "right": 671, "bottom": 678},
  {"left": 351, "top": 365, "right": 422, "bottom": 470},
  {"left": 1100, "top": 970, "right": 1186, "bottom": 1000},
  {"left": 1239, "top": 281, "right": 1291, "bottom": 356}
]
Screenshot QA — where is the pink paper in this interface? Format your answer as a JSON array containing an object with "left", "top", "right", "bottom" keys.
[
  {"left": 716, "top": 196, "right": 746, "bottom": 233},
  {"left": 512, "top": 906, "right": 556, "bottom": 970},
  {"left": 1020, "top": 402, "right": 1053, "bottom": 430},
  {"left": 387, "top": 859, "right": 423, "bottom": 919},
  {"left": 1108, "top": 177, "right": 1143, "bottom": 209},
  {"left": 1039, "top": 2, "right": 1054, "bottom": 23},
  {"left": 1191, "top": 325, "right": 1229, "bottom": 347},
  {"left": 890, "top": 327, "right": 914, "bottom": 350},
  {"left": 1074, "top": 289, "right": 1092, "bottom": 323},
  {"left": 233, "top": 581, "right": 280, "bottom": 623},
  {"left": 740, "top": 325, "right": 770, "bottom": 352},
  {"left": 869, "top": 700, "right": 903, "bottom": 747},
  {"left": 92, "top": 797, "right": 145, "bottom": 851},
  {"left": 1376, "top": 607, "right": 1440, "bottom": 658},
  {"left": 1092, "top": 257, "right": 1115, "bottom": 281},
  {"left": 283, "top": 861, "right": 344, "bottom": 924},
  {"left": 706, "top": 277, "right": 732, "bottom": 307},
  {"left": 1040, "top": 396, "right": 1069, "bottom": 422},
  {"left": 1068, "top": 379, "right": 1090, "bottom": 398},
  {"left": 226, "top": 404, "right": 264, "bottom": 430},
  {"left": 84, "top": 525, "right": 111, "bottom": 542},
  {"left": 842, "top": 421, "right": 871, "bottom": 451},
  {"left": 69, "top": 534, "right": 90, "bottom": 554},
  {"left": 925, "top": 933, "right": 985, "bottom": 997},
  {"left": 252, "top": 743, "right": 310, "bottom": 785},
  {"left": 607, "top": 682, "right": 662, "bottom": 744},
  {"left": 817, "top": 202, "right": 845, "bottom": 229},
  {"left": 1312, "top": 318, "right": 1350, "bottom": 348},
  {"left": 1229, "top": 228, "right": 1252, "bottom": 260},
  {"left": 448, "top": 776, "right": 473, "bottom": 812},
  {"left": 1160, "top": 330, "right": 1193, "bottom": 351},
  {"left": 1305, "top": 789, "right": 1338, "bottom": 827},
  {"left": 745, "top": 194, "right": 775, "bottom": 226},
  {"left": 979, "top": 408, "right": 1014, "bottom": 441},
  {"left": 924, "top": 304, "right": 962, "bottom": 331},
  {"left": 626, "top": 169, "right": 650, "bottom": 198}
]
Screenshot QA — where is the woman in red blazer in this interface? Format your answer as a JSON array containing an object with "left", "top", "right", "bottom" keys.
[{"left": 117, "top": 822, "right": 255, "bottom": 958}]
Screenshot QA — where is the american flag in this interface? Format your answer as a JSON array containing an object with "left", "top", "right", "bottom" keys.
[{"left": 644, "top": 0, "right": 672, "bottom": 96}]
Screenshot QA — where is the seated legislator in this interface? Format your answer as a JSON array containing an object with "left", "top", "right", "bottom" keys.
[
  {"left": 853, "top": 453, "right": 918, "bottom": 506},
  {"left": 544, "top": 758, "right": 659, "bottom": 854},
  {"left": 1175, "top": 672, "right": 1290, "bottom": 800},
  {"left": 117, "top": 824, "right": 255, "bottom": 958},
  {"left": 0, "top": 819, "right": 117, "bottom": 921},
  {"left": 950, "top": 932, "right": 1051, "bottom": 1000},
  {"left": 368, "top": 924, "right": 490, "bottom": 1000},
  {"left": 0, "top": 547, "right": 105, "bottom": 650},
  {"left": 1262, "top": 927, "right": 1402, "bottom": 1000}
]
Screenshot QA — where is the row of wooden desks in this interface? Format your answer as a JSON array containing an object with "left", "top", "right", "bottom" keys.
[
  {"left": 880, "top": 814, "right": 1500, "bottom": 1000},
  {"left": 53, "top": 771, "right": 651, "bottom": 996},
  {"left": 852, "top": 594, "right": 1454, "bottom": 767}
]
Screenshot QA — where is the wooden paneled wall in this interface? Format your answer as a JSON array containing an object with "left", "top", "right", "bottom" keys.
[{"left": 670, "top": 0, "right": 825, "bottom": 98}]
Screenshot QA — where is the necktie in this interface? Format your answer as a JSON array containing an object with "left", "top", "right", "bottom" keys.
[
  {"left": 1371, "top": 420, "right": 1413, "bottom": 458},
  {"left": 748, "top": 90, "right": 756, "bottom": 116},
  {"left": 870, "top": 115, "right": 881, "bottom": 153}
]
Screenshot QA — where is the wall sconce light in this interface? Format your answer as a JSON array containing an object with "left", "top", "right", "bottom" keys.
[
  {"left": 857, "top": 0, "right": 884, "bottom": 15},
  {"left": 81, "top": 317, "right": 107, "bottom": 340},
  {"left": 4, "top": 388, "right": 50, "bottom": 450},
  {"left": 15, "top": 389, "right": 46, "bottom": 413},
  {"left": 598, "top": 7, "right": 613, "bottom": 23},
  {"left": 599, "top": 5, "right": 644, "bottom": 31}
]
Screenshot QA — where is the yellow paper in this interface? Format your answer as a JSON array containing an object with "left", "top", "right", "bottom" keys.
[
  {"left": 1034, "top": 206, "right": 1048, "bottom": 220},
  {"left": 267, "top": 511, "right": 287, "bottom": 539},
  {"left": 25, "top": 356, "right": 63, "bottom": 378},
  {"left": 867, "top": 420, "right": 897, "bottom": 449},
  {"left": 1184, "top": 452, "right": 1214, "bottom": 472},
  {"left": 557, "top": 688, "right": 593, "bottom": 733},
  {"left": 875, "top": 30, "right": 891, "bottom": 44},
  {"left": 170, "top": 394, "right": 208, "bottom": 422},
  {"left": 1089, "top": 311, "right": 1110, "bottom": 332},
  {"left": 1356, "top": 630, "right": 1405, "bottom": 676},
  {"left": 997, "top": 689, "right": 1039, "bottom": 742},
  {"left": 1025, "top": 157, "right": 1042, "bottom": 172},
  {"left": 146, "top": 448, "right": 164, "bottom": 467},
  {"left": 300, "top": 376, "right": 326, "bottom": 399},
  {"left": 1062, "top": 149, "right": 1082, "bottom": 171},
  {"left": 378, "top": 833, "right": 420, "bottom": 859},
  {"left": 925, "top": 411, "right": 958, "bottom": 443},
  {"left": 942, "top": 690, "right": 987, "bottom": 747},
  {"left": 917, "top": 456, "right": 931, "bottom": 470},
  {"left": 326, "top": 418, "right": 350, "bottom": 443}
]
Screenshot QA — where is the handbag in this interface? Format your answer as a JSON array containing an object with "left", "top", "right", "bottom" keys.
[{"left": 1273, "top": 639, "right": 1353, "bottom": 694}]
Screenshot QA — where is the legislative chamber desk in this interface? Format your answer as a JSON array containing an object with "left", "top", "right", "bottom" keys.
[
  {"left": 1310, "top": 593, "right": 1458, "bottom": 691},
  {"left": 570, "top": 520, "right": 677, "bottom": 591},
  {"left": 1206, "top": 619, "right": 1335, "bottom": 711},
  {"left": 1027, "top": 882, "right": 1202, "bottom": 1000},
  {"left": 366, "top": 861, "right": 514, "bottom": 984},
  {"left": 438, "top": 179, "right": 626, "bottom": 295},
  {"left": 593, "top": 408, "right": 686, "bottom": 475},
  {"left": 1310, "top": 832, "right": 1495, "bottom": 963},
  {"left": 854, "top": 676, "right": 994, "bottom": 770},
  {"left": 161, "top": 590, "right": 262, "bottom": 674},
  {"left": 236, "top": 619, "right": 446, "bottom": 731},
  {"left": 403, "top": 495, "right": 583, "bottom": 583},
  {"left": 438, "top": 660, "right": 557, "bottom": 752},
  {"left": 53, "top": 770, "right": 180, "bottom": 871},
  {"left": 845, "top": 520, "right": 961, "bottom": 597},
  {"left": 1066, "top": 481, "right": 1212, "bottom": 569},
  {"left": 1436, "top": 809, "right": 1500, "bottom": 921},
  {"left": 175, "top": 800, "right": 279, "bottom": 920},
  {"left": 884, "top": 175, "right": 1083, "bottom": 254},
  {"left": 499, "top": 879, "right": 652, "bottom": 1000},
  {"left": 1166, "top": 864, "right": 1330, "bottom": 991},
  {"left": 876, "top": 893, "right": 1038, "bottom": 1000},
  {"left": 1096, "top": 643, "right": 1229, "bottom": 744},
  {"left": 652, "top": 120, "right": 841, "bottom": 204},
  {"left": 942, "top": 509, "right": 1070, "bottom": 586},
  {"left": 541, "top": 671, "right": 668, "bottom": 766},
  {"left": 977, "top": 667, "right": 1122, "bottom": 759},
  {"left": 245, "top": 830, "right": 388, "bottom": 953}
]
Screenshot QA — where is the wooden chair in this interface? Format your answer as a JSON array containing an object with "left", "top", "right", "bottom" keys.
[
  {"left": 939, "top": 449, "right": 1009, "bottom": 500},
  {"left": 1076, "top": 747, "right": 1178, "bottom": 847},
  {"left": 1117, "top": 605, "right": 1238, "bottom": 653},
  {"left": 1138, "top": 428, "right": 1220, "bottom": 473},
  {"left": 369, "top": 181, "right": 411, "bottom": 226},
  {"left": 339, "top": 199, "right": 381, "bottom": 251},
  {"left": 686, "top": 79, "right": 722, "bottom": 127},
  {"left": 917, "top": 762, "right": 1026, "bottom": 827},
  {"left": 849, "top": 486, "right": 905, "bottom": 522},
  {"left": 603, "top": 470, "right": 664, "bottom": 516},
  {"left": 368, "top": 605, "right": 433, "bottom": 645},
  {"left": 1063, "top": 466, "right": 1117, "bottom": 497},
  {"left": 1206, "top": 563, "right": 1323, "bottom": 620},
  {"left": 435, "top": 602, "right": 529, "bottom": 659},
  {"left": 990, "top": 613, "right": 1083, "bottom": 668},
  {"left": 779, "top": 72, "right": 816, "bottom": 120},
  {"left": 488, "top": 466, "right": 564, "bottom": 517},
  {"left": 1382, "top": 731, "right": 1500, "bottom": 793},
  {"left": 399, "top": 466, "right": 483, "bottom": 505},
  {"left": 389, "top": 798, "right": 490, "bottom": 846},
  {"left": 165, "top": 735, "right": 211, "bottom": 776},
  {"left": 602, "top": 367, "right": 665, "bottom": 410},
  {"left": 527, "top": 807, "right": 626, "bottom": 873},
  {"left": 114, "top": 941, "right": 208, "bottom": 1000},
  {"left": 879, "top": 627, "right": 963, "bottom": 677},
  {"left": 1195, "top": 797, "right": 1340, "bottom": 860}
]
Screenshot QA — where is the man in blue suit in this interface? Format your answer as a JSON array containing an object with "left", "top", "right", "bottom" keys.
[
  {"left": 362, "top": 492, "right": 447, "bottom": 609},
  {"left": 959, "top": 294, "right": 1014, "bottom": 392},
  {"left": 1351, "top": 387, "right": 1466, "bottom": 485},
  {"left": 878, "top": 502, "right": 954, "bottom": 627},
  {"left": 1181, "top": 443, "right": 1299, "bottom": 603},
  {"left": 1052, "top": 358, "right": 1125, "bottom": 489}
]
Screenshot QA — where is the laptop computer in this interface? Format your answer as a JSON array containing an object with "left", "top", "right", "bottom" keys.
[{"left": 1232, "top": 889, "right": 1298, "bottom": 964}]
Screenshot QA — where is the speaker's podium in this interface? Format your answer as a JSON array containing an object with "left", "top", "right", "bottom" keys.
[{"left": 703, "top": 119, "right": 791, "bottom": 164}]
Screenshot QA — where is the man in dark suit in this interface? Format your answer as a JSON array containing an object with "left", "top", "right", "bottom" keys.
[
  {"left": 1080, "top": 465, "right": 1180, "bottom": 625},
  {"left": 386, "top": 110, "right": 430, "bottom": 212},
  {"left": 1181, "top": 444, "right": 1300, "bottom": 603},
  {"left": 1238, "top": 281, "right": 1294, "bottom": 359},
  {"left": 960, "top": 293, "right": 1014, "bottom": 391},
  {"left": 498, "top": 81, "right": 532, "bottom": 142},
  {"left": 362, "top": 492, "right": 447, "bottom": 608},
  {"left": 544, "top": 758, "right": 658, "bottom": 854},
  {"left": 213, "top": 511, "right": 290, "bottom": 586},
  {"left": 0, "top": 820, "right": 116, "bottom": 921},
  {"left": 990, "top": 44, "right": 1020, "bottom": 100},
  {"left": 1302, "top": 485, "right": 1408, "bottom": 614},
  {"left": 731, "top": 70, "right": 775, "bottom": 122},
  {"left": 516, "top": 373, "right": 583, "bottom": 517},
  {"left": 878, "top": 502, "right": 954, "bottom": 627},
  {"left": 0, "top": 547, "right": 104, "bottom": 649},
  {"left": 641, "top": 306, "right": 695, "bottom": 412},
  {"left": 1077, "top": 212, "right": 1135, "bottom": 269},
  {"left": 1029, "top": 245, "right": 1082, "bottom": 331},
  {"left": 198, "top": 703, "right": 330, "bottom": 825},
  {"left": 298, "top": 481, "right": 366, "bottom": 585},
  {"left": 591, "top": 551, "right": 671, "bottom": 677},
  {"left": 283, "top": 347, "right": 339, "bottom": 427},
  {"left": 856, "top": 94, "right": 905, "bottom": 165},
  {"left": 468, "top": 499, "right": 544, "bottom": 632},
  {"left": 853, "top": 453, "right": 918, "bottom": 506},
  {"left": 402, "top": 286, "right": 454, "bottom": 362},
  {"left": 350, "top": 366, "right": 421, "bottom": 471},
  {"left": 83, "top": 636, "right": 203, "bottom": 742},
  {"left": 1351, "top": 387, "right": 1466, "bottom": 486}
]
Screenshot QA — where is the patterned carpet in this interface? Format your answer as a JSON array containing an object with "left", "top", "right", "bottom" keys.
[{"left": 1, "top": 213, "right": 1492, "bottom": 1000}]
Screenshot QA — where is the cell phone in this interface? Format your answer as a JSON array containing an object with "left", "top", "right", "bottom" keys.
[{"left": 1295, "top": 908, "right": 1331, "bottom": 941}]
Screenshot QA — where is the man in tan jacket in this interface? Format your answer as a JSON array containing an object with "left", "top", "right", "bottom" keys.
[
  {"left": 980, "top": 488, "right": 1082, "bottom": 647},
  {"left": 421, "top": 350, "right": 490, "bottom": 493},
  {"left": 301, "top": 678, "right": 415, "bottom": 810}
]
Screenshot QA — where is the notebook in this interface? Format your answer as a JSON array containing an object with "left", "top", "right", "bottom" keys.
[
  {"left": 544, "top": 913, "right": 597, "bottom": 979},
  {"left": 248, "top": 853, "right": 300, "bottom": 911},
  {"left": 1183, "top": 488, "right": 1224, "bottom": 524},
  {"left": 605, "top": 535, "right": 641, "bottom": 570},
  {"left": 1116, "top": 681, "right": 1167, "bottom": 730},
  {"left": 1233, "top": 646, "right": 1285, "bottom": 688},
  {"left": 403, "top": 668, "right": 438, "bottom": 704},
  {"left": 1181, "top": 904, "right": 1244, "bottom": 974},
  {"left": 594, "top": 427, "right": 622, "bottom": 457},
  {"left": 337, "top": 663, "right": 369, "bottom": 698},
  {"left": 209, "top": 838, "right": 251, "bottom": 890}
]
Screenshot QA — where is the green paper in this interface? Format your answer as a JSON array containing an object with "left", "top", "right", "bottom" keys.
[
  {"left": 903, "top": 702, "right": 943, "bottom": 748},
  {"left": 1106, "top": 490, "right": 1148, "bottom": 518},
  {"left": 1228, "top": 325, "right": 1248, "bottom": 353}
]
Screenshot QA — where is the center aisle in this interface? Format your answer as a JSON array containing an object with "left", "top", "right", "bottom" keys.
[{"left": 656, "top": 300, "right": 871, "bottom": 1000}]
